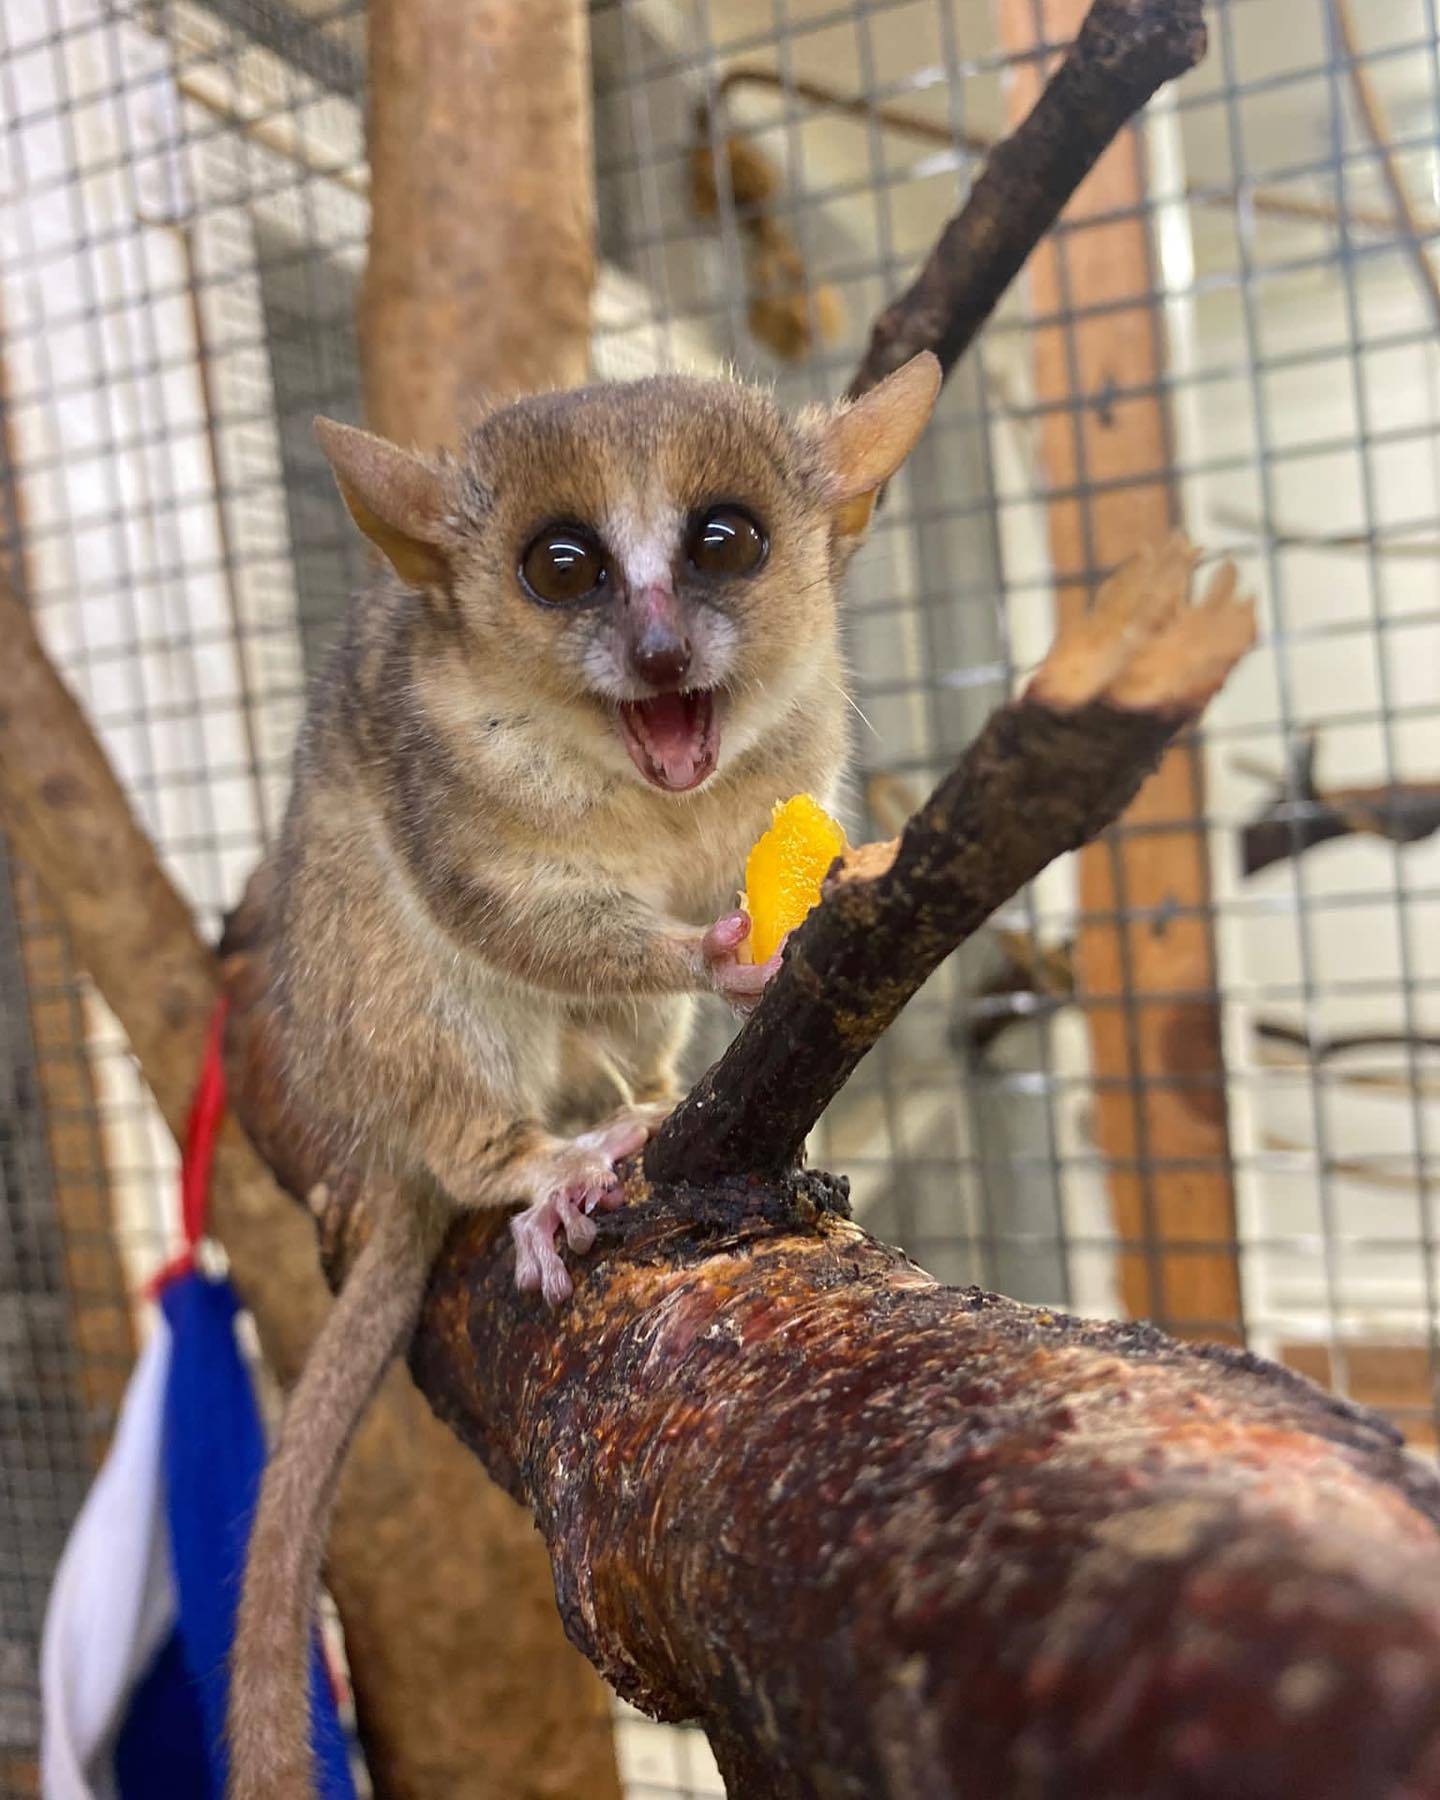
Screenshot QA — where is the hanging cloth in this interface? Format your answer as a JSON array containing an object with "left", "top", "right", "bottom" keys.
[{"left": 40, "top": 1000, "right": 356, "bottom": 1799}]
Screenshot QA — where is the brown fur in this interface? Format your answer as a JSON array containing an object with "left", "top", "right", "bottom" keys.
[{"left": 226, "top": 358, "right": 939, "bottom": 1799}]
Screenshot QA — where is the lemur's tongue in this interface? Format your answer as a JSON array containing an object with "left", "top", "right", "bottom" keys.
[{"left": 618, "top": 690, "right": 719, "bottom": 792}]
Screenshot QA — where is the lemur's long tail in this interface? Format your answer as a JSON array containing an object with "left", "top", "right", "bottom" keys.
[{"left": 226, "top": 1194, "right": 445, "bottom": 1800}]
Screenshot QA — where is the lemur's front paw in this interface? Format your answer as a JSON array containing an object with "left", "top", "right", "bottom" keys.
[
  {"left": 509, "top": 1114, "right": 659, "bottom": 1307},
  {"left": 701, "top": 910, "right": 786, "bottom": 1017}
]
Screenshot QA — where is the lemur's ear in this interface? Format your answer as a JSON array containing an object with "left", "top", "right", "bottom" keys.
[
  {"left": 816, "top": 352, "right": 942, "bottom": 541},
  {"left": 314, "top": 418, "right": 453, "bottom": 588}
]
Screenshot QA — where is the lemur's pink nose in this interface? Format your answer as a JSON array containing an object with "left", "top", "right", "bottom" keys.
[{"left": 628, "top": 583, "right": 692, "bottom": 687}]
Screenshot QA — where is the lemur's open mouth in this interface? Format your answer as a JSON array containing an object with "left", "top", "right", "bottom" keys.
[{"left": 617, "top": 689, "right": 719, "bottom": 792}]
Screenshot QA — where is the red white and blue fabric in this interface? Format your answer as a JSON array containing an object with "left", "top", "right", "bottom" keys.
[{"left": 39, "top": 1003, "right": 356, "bottom": 1799}]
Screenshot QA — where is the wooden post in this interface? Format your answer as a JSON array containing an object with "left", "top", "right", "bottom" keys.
[
  {"left": 998, "top": 0, "right": 1243, "bottom": 1342},
  {"left": 362, "top": 0, "right": 595, "bottom": 441}
]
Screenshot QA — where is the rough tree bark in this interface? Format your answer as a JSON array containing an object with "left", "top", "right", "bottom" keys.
[
  {"left": 420, "top": 1198, "right": 1440, "bottom": 1798},
  {"left": 849, "top": 0, "right": 1205, "bottom": 393}
]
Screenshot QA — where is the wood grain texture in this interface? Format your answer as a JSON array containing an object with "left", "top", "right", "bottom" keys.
[
  {"left": 996, "top": 0, "right": 1243, "bottom": 1343},
  {"left": 362, "top": 0, "right": 596, "bottom": 444}
]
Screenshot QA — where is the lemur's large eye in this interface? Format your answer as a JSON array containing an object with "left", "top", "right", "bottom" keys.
[
  {"left": 686, "top": 505, "right": 767, "bottom": 578},
  {"left": 519, "top": 525, "right": 611, "bottom": 605}
]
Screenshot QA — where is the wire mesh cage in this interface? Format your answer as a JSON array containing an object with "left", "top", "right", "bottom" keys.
[{"left": 0, "top": 0, "right": 1437, "bottom": 1793}]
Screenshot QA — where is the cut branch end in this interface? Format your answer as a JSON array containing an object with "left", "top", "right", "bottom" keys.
[{"left": 1027, "top": 535, "right": 1257, "bottom": 715}]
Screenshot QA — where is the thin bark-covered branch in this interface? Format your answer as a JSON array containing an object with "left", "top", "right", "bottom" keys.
[
  {"left": 849, "top": 0, "right": 1206, "bottom": 393},
  {"left": 1243, "top": 784, "right": 1440, "bottom": 874},
  {"left": 1238, "top": 732, "right": 1440, "bottom": 876},
  {"left": 647, "top": 537, "right": 1253, "bottom": 1185},
  {"left": 1258, "top": 1019, "right": 1440, "bottom": 1063}
]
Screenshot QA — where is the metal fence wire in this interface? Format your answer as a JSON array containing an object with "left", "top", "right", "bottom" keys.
[{"left": 0, "top": 0, "right": 1438, "bottom": 1793}]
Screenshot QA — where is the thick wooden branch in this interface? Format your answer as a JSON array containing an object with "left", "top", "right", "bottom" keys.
[
  {"left": 413, "top": 1180, "right": 1440, "bottom": 1799},
  {"left": 648, "top": 537, "right": 1253, "bottom": 1184},
  {"left": 850, "top": 0, "right": 1206, "bottom": 394}
]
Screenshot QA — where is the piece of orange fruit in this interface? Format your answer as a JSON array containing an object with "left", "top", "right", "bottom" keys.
[{"left": 738, "top": 794, "right": 847, "bottom": 964}]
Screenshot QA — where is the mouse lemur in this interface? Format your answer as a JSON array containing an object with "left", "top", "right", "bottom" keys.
[{"left": 226, "top": 351, "right": 941, "bottom": 1800}]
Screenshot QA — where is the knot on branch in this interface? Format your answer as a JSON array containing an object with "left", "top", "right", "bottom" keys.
[{"left": 609, "top": 1165, "right": 853, "bottom": 1254}]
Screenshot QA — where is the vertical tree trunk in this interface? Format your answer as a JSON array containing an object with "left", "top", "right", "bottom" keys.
[{"left": 362, "top": 0, "right": 596, "bottom": 442}]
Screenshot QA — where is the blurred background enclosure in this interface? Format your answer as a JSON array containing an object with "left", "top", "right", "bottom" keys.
[{"left": 1, "top": 0, "right": 1438, "bottom": 1793}]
